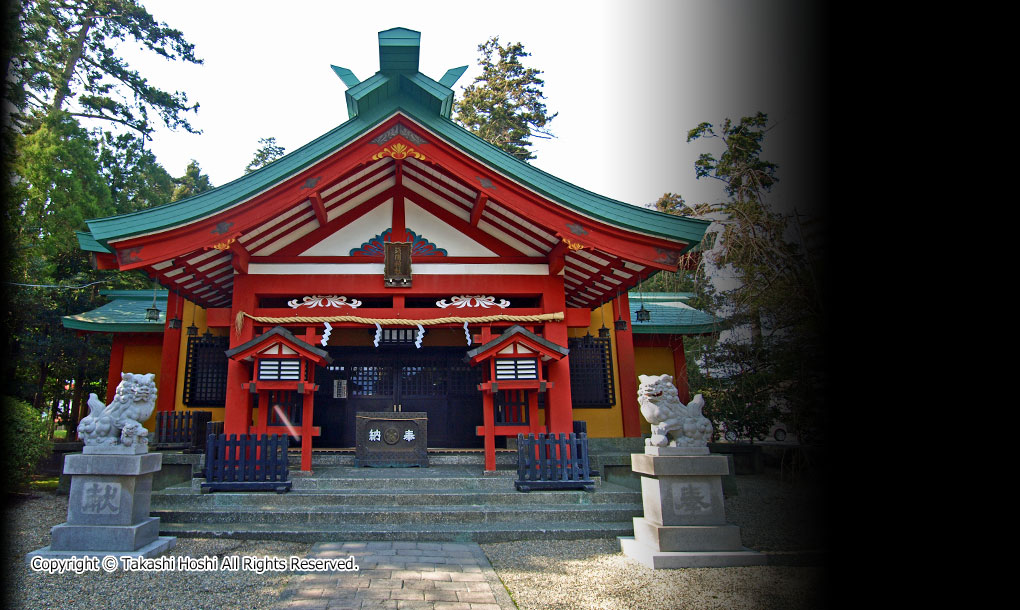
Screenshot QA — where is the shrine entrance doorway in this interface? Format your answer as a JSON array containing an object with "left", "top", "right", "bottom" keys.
[{"left": 313, "top": 347, "right": 484, "bottom": 448}]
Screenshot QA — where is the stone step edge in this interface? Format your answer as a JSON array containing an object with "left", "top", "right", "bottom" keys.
[
  {"left": 152, "top": 502, "right": 643, "bottom": 514},
  {"left": 158, "top": 522, "right": 637, "bottom": 542}
]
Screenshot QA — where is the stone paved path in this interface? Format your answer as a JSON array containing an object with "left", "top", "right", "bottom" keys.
[{"left": 273, "top": 541, "right": 517, "bottom": 610}]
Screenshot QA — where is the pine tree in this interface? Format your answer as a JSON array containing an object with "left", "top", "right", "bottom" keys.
[{"left": 454, "top": 37, "right": 557, "bottom": 161}]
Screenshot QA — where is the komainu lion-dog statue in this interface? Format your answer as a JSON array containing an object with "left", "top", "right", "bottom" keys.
[
  {"left": 637, "top": 374, "right": 712, "bottom": 447},
  {"left": 77, "top": 372, "right": 157, "bottom": 449}
]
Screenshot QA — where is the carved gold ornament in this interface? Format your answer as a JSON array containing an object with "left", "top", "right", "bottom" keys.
[
  {"left": 211, "top": 237, "right": 237, "bottom": 251},
  {"left": 562, "top": 238, "right": 585, "bottom": 251},
  {"left": 372, "top": 142, "right": 426, "bottom": 161}
]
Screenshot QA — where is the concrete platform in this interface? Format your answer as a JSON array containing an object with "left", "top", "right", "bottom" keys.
[{"left": 619, "top": 536, "right": 767, "bottom": 568}]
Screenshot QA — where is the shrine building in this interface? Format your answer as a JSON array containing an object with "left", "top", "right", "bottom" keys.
[{"left": 67, "top": 28, "right": 715, "bottom": 472}]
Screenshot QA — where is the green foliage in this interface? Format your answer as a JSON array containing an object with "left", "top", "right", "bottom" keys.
[
  {"left": 98, "top": 132, "right": 176, "bottom": 214},
  {"left": 11, "top": 112, "right": 115, "bottom": 267},
  {"left": 649, "top": 114, "right": 826, "bottom": 444},
  {"left": 3, "top": 0, "right": 202, "bottom": 431},
  {"left": 170, "top": 159, "right": 213, "bottom": 202},
  {"left": 2, "top": 396, "right": 53, "bottom": 492},
  {"left": 454, "top": 37, "right": 557, "bottom": 161},
  {"left": 245, "top": 137, "right": 286, "bottom": 174},
  {"left": 11, "top": 0, "right": 202, "bottom": 137}
]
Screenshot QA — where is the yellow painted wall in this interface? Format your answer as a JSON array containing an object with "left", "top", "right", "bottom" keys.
[
  {"left": 121, "top": 341, "right": 163, "bottom": 432},
  {"left": 633, "top": 346, "right": 675, "bottom": 436},
  {"left": 568, "top": 302, "right": 623, "bottom": 438}
]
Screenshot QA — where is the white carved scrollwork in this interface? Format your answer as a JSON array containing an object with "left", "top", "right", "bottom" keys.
[
  {"left": 435, "top": 295, "right": 510, "bottom": 309},
  {"left": 287, "top": 295, "right": 362, "bottom": 309}
]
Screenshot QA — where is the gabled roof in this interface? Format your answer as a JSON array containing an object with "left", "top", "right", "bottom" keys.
[
  {"left": 79, "top": 28, "right": 710, "bottom": 310},
  {"left": 465, "top": 325, "right": 569, "bottom": 364},
  {"left": 62, "top": 290, "right": 167, "bottom": 333},
  {"left": 84, "top": 28, "right": 707, "bottom": 248},
  {"left": 628, "top": 292, "right": 720, "bottom": 335},
  {"left": 224, "top": 326, "right": 332, "bottom": 365}
]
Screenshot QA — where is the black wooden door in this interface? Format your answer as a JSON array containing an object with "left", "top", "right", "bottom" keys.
[{"left": 315, "top": 347, "right": 483, "bottom": 448}]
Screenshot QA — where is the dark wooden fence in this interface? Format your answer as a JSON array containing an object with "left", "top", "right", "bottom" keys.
[
  {"left": 515, "top": 432, "right": 594, "bottom": 492},
  {"left": 155, "top": 410, "right": 213, "bottom": 453},
  {"left": 201, "top": 433, "right": 291, "bottom": 493}
]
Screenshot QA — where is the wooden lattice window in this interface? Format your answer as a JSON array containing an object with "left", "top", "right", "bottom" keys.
[
  {"left": 494, "top": 358, "right": 539, "bottom": 380},
  {"left": 257, "top": 359, "right": 301, "bottom": 381},
  {"left": 183, "top": 334, "right": 229, "bottom": 407},
  {"left": 567, "top": 334, "right": 615, "bottom": 408}
]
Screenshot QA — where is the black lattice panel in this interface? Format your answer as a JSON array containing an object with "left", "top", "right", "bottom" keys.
[
  {"left": 348, "top": 363, "right": 394, "bottom": 397},
  {"left": 400, "top": 364, "right": 447, "bottom": 397},
  {"left": 183, "top": 334, "right": 229, "bottom": 407},
  {"left": 567, "top": 335, "right": 616, "bottom": 408}
]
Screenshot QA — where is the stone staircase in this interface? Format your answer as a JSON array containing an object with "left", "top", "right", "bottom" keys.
[{"left": 151, "top": 449, "right": 644, "bottom": 543}]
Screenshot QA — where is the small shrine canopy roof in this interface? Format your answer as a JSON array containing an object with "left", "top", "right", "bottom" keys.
[
  {"left": 465, "top": 325, "right": 569, "bottom": 364},
  {"left": 628, "top": 292, "right": 720, "bottom": 335},
  {"left": 78, "top": 28, "right": 710, "bottom": 310},
  {"left": 224, "top": 326, "right": 333, "bottom": 365},
  {"left": 62, "top": 290, "right": 167, "bottom": 333}
]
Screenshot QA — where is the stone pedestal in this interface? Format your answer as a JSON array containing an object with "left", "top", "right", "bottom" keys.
[
  {"left": 27, "top": 451, "right": 176, "bottom": 563},
  {"left": 620, "top": 447, "right": 765, "bottom": 568}
]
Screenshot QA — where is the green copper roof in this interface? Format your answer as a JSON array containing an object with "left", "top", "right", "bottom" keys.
[
  {"left": 62, "top": 290, "right": 168, "bottom": 333},
  {"left": 77, "top": 230, "right": 110, "bottom": 253},
  {"left": 628, "top": 291, "right": 719, "bottom": 335},
  {"left": 84, "top": 28, "right": 709, "bottom": 250}
]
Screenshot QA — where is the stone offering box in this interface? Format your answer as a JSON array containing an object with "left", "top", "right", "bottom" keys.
[
  {"left": 27, "top": 451, "right": 176, "bottom": 562},
  {"left": 355, "top": 411, "right": 429, "bottom": 467}
]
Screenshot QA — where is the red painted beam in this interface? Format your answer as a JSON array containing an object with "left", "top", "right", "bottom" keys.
[
  {"left": 230, "top": 240, "right": 250, "bottom": 274},
  {"left": 403, "top": 169, "right": 557, "bottom": 253},
  {"left": 405, "top": 192, "right": 525, "bottom": 258},
  {"left": 273, "top": 189, "right": 393, "bottom": 257},
  {"left": 309, "top": 192, "right": 327, "bottom": 228},
  {"left": 414, "top": 135, "right": 691, "bottom": 271},
  {"left": 108, "top": 117, "right": 408, "bottom": 270},
  {"left": 470, "top": 192, "right": 488, "bottom": 227},
  {"left": 547, "top": 240, "right": 568, "bottom": 275}
]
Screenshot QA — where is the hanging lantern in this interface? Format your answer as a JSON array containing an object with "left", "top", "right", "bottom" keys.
[
  {"left": 636, "top": 304, "right": 651, "bottom": 322},
  {"left": 168, "top": 317, "right": 182, "bottom": 329},
  {"left": 145, "top": 284, "right": 160, "bottom": 321},
  {"left": 614, "top": 315, "right": 628, "bottom": 331},
  {"left": 186, "top": 301, "right": 199, "bottom": 336}
]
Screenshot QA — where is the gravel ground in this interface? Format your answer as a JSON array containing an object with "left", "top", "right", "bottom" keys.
[
  {"left": 481, "top": 470, "right": 829, "bottom": 610},
  {"left": 4, "top": 468, "right": 827, "bottom": 609},
  {"left": 4, "top": 492, "right": 311, "bottom": 610}
]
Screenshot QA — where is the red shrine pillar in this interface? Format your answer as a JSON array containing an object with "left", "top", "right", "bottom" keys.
[
  {"left": 613, "top": 293, "right": 641, "bottom": 437},
  {"left": 157, "top": 291, "right": 184, "bottom": 412},
  {"left": 224, "top": 277, "right": 256, "bottom": 437},
  {"left": 543, "top": 277, "right": 573, "bottom": 435}
]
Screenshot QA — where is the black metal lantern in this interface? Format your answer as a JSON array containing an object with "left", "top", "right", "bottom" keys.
[
  {"left": 168, "top": 317, "right": 182, "bottom": 329},
  {"left": 187, "top": 323, "right": 199, "bottom": 336},
  {"left": 598, "top": 324, "right": 610, "bottom": 338},
  {"left": 636, "top": 304, "right": 651, "bottom": 322},
  {"left": 614, "top": 316, "right": 627, "bottom": 331}
]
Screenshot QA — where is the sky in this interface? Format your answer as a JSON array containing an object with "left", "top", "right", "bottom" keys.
[{"left": 118, "top": 0, "right": 825, "bottom": 216}]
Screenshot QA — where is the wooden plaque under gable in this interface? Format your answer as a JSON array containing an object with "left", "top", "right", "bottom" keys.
[{"left": 384, "top": 241, "right": 412, "bottom": 287}]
